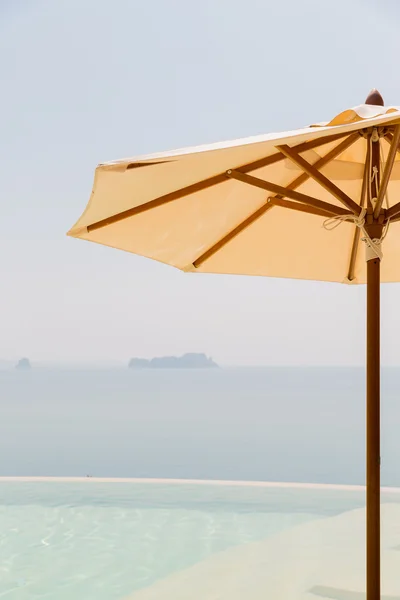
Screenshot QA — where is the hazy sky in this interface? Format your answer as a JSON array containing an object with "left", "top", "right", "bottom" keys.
[{"left": 1, "top": 0, "right": 400, "bottom": 366}]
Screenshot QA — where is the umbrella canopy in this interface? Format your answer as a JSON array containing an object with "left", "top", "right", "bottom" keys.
[{"left": 68, "top": 98, "right": 400, "bottom": 284}]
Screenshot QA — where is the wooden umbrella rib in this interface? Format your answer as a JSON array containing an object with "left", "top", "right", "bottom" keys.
[
  {"left": 277, "top": 144, "right": 361, "bottom": 215},
  {"left": 374, "top": 124, "right": 400, "bottom": 218},
  {"left": 365, "top": 138, "right": 372, "bottom": 210},
  {"left": 347, "top": 229, "right": 361, "bottom": 282},
  {"left": 226, "top": 170, "right": 350, "bottom": 217},
  {"left": 86, "top": 174, "right": 227, "bottom": 232},
  {"left": 386, "top": 134, "right": 400, "bottom": 218},
  {"left": 347, "top": 141, "right": 369, "bottom": 282},
  {"left": 86, "top": 131, "right": 354, "bottom": 233},
  {"left": 369, "top": 136, "right": 381, "bottom": 214}
]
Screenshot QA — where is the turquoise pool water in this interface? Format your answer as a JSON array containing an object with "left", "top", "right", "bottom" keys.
[{"left": 0, "top": 480, "right": 399, "bottom": 599}]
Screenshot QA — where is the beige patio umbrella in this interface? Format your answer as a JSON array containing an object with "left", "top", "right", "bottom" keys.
[{"left": 68, "top": 90, "right": 400, "bottom": 600}]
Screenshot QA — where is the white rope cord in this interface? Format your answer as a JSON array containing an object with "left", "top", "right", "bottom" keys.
[
  {"left": 323, "top": 129, "right": 391, "bottom": 262},
  {"left": 323, "top": 207, "right": 386, "bottom": 261},
  {"left": 323, "top": 207, "right": 367, "bottom": 231}
]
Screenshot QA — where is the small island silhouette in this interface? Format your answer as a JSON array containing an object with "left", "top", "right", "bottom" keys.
[
  {"left": 15, "top": 358, "right": 31, "bottom": 370},
  {"left": 129, "top": 353, "right": 218, "bottom": 369}
]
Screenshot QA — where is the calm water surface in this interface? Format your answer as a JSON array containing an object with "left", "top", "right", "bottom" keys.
[
  {"left": 1, "top": 366, "right": 400, "bottom": 484},
  {"left": 1, "top": 480, "right": 398, "bottom": 599}
]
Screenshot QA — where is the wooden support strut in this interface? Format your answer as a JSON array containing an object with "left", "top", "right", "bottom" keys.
[
  {"left": 225, "top": 170, "right": 350, "bottom": 217},
  {"left": 192, "top": 135, "right": 358, "bottom": 268},
  {"left": 374, "top": 124, "right": 400, "bottom": 218},
  {"left": 347, "top": 143, "right": 369, "bottom": 282},
  {"left": 276, "top": 144, "right": 361, "bottom": 215},
  {"left": 273, "top": 133, "right": 360, "bottom": 200}
]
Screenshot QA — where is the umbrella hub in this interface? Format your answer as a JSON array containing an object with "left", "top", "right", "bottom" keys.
[
  {"left": 365, "top": 89, "right": 384, "bottom": 106},
  {"left": 363, "top": 221, "right": 384, "bottom": 240}
]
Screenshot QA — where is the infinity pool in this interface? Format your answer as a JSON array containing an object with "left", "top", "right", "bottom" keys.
[{"left": 1, "top": 479, "right": 399, "bottom": 599}]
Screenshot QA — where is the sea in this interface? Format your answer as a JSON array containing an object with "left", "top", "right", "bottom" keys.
[
  {"left": 1, "top": 366, "right": 400, "bottom": 484},
  {"left": 1, "top": 367, "right": 400, "bottom": 599}
]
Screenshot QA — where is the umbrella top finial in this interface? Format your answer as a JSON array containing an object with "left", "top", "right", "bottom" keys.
[{"left": 365, "top": 89, "right": 384, "bottom": 106}]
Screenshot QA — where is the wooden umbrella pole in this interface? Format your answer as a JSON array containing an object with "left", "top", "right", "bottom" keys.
[
  {"left": 366, "top": 255, "right": 380, "bottom": 600},
  {"left": 364, "top": 89, "right": 384, "bottom": 600}
]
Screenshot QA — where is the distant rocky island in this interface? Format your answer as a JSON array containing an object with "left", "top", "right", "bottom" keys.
[
  {"left": 129, "top": 353, "right": 218, "bottom": 369},
  {"left": 15, "top": 358, "right": 31, "bottom": 370}
]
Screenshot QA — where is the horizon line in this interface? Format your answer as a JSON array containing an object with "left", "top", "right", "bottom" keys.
[{"left": 3, "top": 363, "right": 400, "bottom": 369}]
